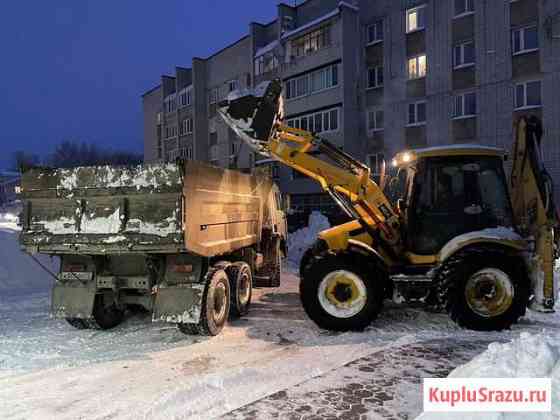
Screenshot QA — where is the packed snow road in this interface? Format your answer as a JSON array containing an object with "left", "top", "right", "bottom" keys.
[{"left": 1, "top": 208, "right": 559, "bottom": 419}]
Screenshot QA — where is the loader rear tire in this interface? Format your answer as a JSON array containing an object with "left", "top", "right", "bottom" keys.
[
  {"left": 300, "top": 255, "right": 384, "bottom": 332},
  {"left": 226, "top": 262, "right": 252, "bottom": 317},
  {"left": 179, "top": 269, "right": 230, "bottom": 336},
  {"left": 445, "top": 250, "right": 529, "bottom": 331}
]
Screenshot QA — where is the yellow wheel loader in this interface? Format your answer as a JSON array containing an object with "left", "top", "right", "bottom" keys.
[{"left": 219, "top": 79, "right": 559, "bottom": 332}]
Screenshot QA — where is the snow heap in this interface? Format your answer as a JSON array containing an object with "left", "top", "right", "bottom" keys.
[
  {"left": 287, "top": 211, "right": 330, "bottom": 271},
  {"left": 0, "top": 202, "right": 57, "bottom": 293},
  {"left": 0, "top": 210, "right": 19, "bottom": 229},
  {"left": 416, "top": 332, "right": 560, "bottom": 420}
]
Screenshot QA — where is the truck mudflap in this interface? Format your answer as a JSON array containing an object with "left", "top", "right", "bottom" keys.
[
  {"left": 51, "top": 283, "right": 97, "bottom": 319},
  {"left": 153, "top": 283, "right": 206, "bottom": 324}
]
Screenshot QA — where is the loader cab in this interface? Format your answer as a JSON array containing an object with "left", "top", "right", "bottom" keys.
[{"left": 390, "top": 146, "right": 514, "bottom": 256}]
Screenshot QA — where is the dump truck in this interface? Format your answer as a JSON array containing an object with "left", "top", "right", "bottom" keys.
[
  {"left": 19, "top": 160, "right": 287, "bottom": 335},
  {"left": 219, "top": 79, "right": 559, "bottom": 332}
]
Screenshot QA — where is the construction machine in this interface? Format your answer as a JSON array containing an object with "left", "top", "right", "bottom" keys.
[{"left": 219, "top": 79, "right": 559, "bottom": 332}]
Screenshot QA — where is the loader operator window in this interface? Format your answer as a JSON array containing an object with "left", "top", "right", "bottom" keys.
[{"left": 408, "top": 156, "right": 513, "bottom": 255}]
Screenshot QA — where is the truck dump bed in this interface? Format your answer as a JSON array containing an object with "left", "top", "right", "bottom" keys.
[{"left": 20, "top": 161, "right": 272, "bottom": 257}]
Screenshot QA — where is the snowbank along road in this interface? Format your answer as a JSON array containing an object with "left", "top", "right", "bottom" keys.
[{"left": 0, "top": 207, "right": 559, "bottom": 419}]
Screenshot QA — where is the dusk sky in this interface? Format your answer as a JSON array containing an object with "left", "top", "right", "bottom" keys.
[{"left": 0, "top": 1, "right": 280, "bottom": 170}]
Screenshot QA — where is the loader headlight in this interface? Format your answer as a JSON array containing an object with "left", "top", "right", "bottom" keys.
[{"left": 402, "top": 152, "right": 412, "bottom": 163}]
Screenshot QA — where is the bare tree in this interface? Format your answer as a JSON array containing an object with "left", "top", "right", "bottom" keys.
[
  {"left": 11, "top": 151, "right": 40, "bottom": 172},
  {"left": 48, "top": 140, "right": 142, "bottom": 168}
]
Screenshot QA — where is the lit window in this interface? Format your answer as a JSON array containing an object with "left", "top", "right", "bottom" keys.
[
  {"left": 512, "top": 26, "right": 539, "bottom": 55},
  {"left": 408, "top": 101, "right": 427, "bottom": 125},
  {"left": 453, "top": 92, "right": 477, "bottom": 118},
  {"left": 367, "top": 108, "right": 384, "bottom": 132},
  {"left": 454, "top": 0, "right": 474, "bottom": 17},
  {"left": 453, "top": 41, "right": 475, "bottom": 68},
  {"left": 406, "top": 5, "right": 426, "bottom": 33},
  {"left": 367, "top": 66, "right": 384, "bottom": 89},
  {"left": 515, "top": 81, "right": 542, "bottom": 109},
  {"left": 367, "top": 20, "right": 384, "bottom": 45},
  {"left": 408, "top": 55, "right": 427, "bottom": 79}
]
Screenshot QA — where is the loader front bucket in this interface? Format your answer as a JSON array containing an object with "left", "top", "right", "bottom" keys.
[{"left": 218, "top": 79, "right": 283, "bottom": 157}]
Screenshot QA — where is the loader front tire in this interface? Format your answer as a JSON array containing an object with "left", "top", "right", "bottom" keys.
[
  {"left": 445, "top": 251, "right": 529, "bottom": 331},
  {"left": 179, "top": 269, "right": 230, "bottom": 336},
  {"left": 300, "top": 255, "right": 384, "bottom": 332}
]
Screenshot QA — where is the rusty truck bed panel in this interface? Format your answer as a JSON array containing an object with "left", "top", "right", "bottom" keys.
[
  {"left": 20, "top": 161, "right": 272, "bottom": 257},
  {"left": 183, "top": 161, "right": 273, "bottom": 257}
]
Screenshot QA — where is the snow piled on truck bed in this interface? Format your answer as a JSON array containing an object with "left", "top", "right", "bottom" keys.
[
  {"left": 56, "top": 163, "right": 181, "bottom": 191},
  {"left": 416, "top": 332, "right": 560, "bottom": 420}
]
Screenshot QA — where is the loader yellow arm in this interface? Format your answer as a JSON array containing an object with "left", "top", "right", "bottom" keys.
[{"left": 219, "top": 79, "right": 403, "bottom": 257}]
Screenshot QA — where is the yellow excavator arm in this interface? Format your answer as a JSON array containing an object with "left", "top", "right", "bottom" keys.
[
  {"left": 218, "top": 79, "right": 402, "bottom": 257},
  {"left": 510, "top": 116, "right": 559, "bottom": 311}
]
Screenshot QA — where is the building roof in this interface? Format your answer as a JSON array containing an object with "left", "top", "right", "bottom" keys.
[
  {"left": 203, "top": 35, "right": 251, "bottom": 61},
  {"left": 141, "top": 84, "right": 162, "bottom": 98}
]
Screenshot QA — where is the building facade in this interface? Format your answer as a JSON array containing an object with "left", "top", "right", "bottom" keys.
[{"left": 143, "top": 0, "right": 560, "bottom": 211}]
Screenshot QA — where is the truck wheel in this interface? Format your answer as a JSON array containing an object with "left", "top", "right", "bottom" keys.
[
  {"left": 179, "top": 269, "right": 230, "bottom": 336},
  {"left": 300, "top": 255, "right": 384, "bottom": 332},
  {"left": 445, "top": 251, "right": 529, "bottom": 331},
  {"left": 90, "top": 293, "right": 124, "bottom": 330},
  {"left": 65, "top": 318, "right": 90, "bottom": 329},
  {"left": 226, "top": 262, "right": 252, "bottom": 317}
]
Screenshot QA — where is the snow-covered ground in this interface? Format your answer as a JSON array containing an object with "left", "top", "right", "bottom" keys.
[
  {"left": 416, "top": 332, "right": 560, "bottom": 420},
  {"left": 0, "top": 208, "right": 559, "bottom": 419}
]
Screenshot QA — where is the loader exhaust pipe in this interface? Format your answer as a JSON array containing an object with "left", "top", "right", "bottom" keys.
[{"left": 218, "top": 79, "right": 284, "bottom": 157}]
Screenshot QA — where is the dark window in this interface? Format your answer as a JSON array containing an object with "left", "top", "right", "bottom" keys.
[
  {"left": 330, "top": 110, "right": 338, "bottom": 131},
  {"left": 408, "top": 156, "right": 513, "bottom": 254}
]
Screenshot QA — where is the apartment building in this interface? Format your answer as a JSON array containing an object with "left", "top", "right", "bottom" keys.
[
  {"left": 360, "top": 0, "right": 560, "bottom": 202},
  {"left": 143, "top": 0, "right": 560, "bottom": 211}
]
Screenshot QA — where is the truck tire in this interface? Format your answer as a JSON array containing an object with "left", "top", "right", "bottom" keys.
[
  {"left": 226, "top": 262, "right": 252, "bottom": 317},
  {"left": 90, "top": 293, "right": 124, "bottom": 330},
  {"left": 179, "top": 269, "right": 230, "bottom": 336},
  {"left": 443, "top": 250, "right": 529, "bottom": 331},
  {"left": 65, "top": 318, "right": 90, "bottom": 329},
  {"left": 270, "top": 239, "right": 282, "bottom": 287},
  {"left": 300, "top": 254, "right": 384, "bottom": 332}
]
